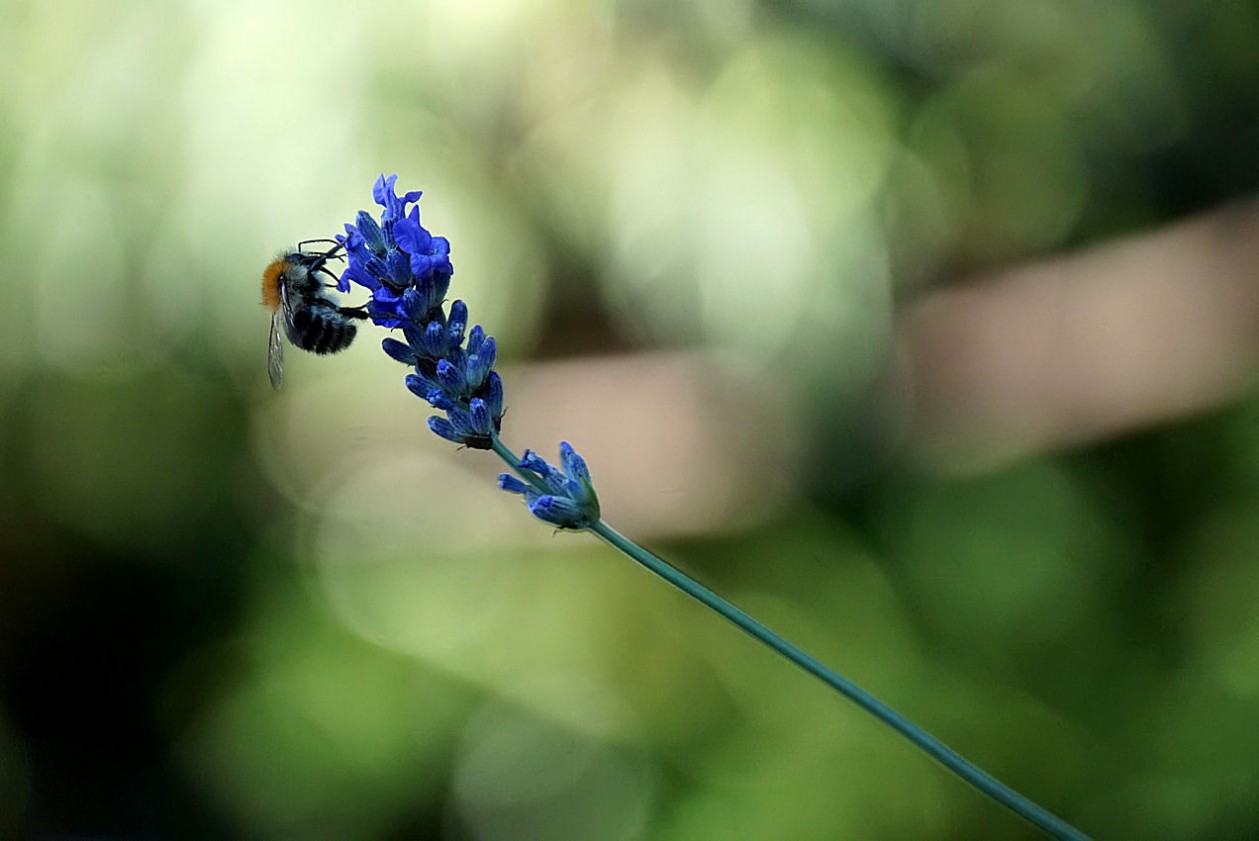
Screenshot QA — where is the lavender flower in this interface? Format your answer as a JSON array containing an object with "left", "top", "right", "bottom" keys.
[
  {"left": 339, "top": 175, "right": 501, "bottom": 449},
  {"left": 499, "top": 442, "right": 601, "bottom": 530},
  {"left": 298, "top": 176, "right": 1094, "bottom": 840}
]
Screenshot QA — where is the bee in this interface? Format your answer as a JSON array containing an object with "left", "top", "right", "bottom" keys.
[{"left": 262, "top": 240, "right": 368, "bottom": 389}]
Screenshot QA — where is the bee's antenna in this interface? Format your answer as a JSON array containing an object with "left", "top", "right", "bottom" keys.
[
  {"left": 297, "top": 238, "right": 344, "bottom": 256},
  {"left": 295, "top": 239, "right": 346, "bottom": 270}
]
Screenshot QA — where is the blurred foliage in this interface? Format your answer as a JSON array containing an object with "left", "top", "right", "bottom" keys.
[{"left": 1, "top": 0, "right": 1258, "bottom": 839}]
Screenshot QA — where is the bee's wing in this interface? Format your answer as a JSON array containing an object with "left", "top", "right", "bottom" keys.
[
  {"left": 279, "top": 274, "right": 301, "bottom": 334},
  {"left": 267, "top": 310, "right": 284, "bottom": 390},
  {"left": 268, "top": 277, "right": 300, "bottom": 390}
]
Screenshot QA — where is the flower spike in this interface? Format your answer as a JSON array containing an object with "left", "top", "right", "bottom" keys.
[{"left": 339, "top": 174, "right": 500, "bottom": 449}]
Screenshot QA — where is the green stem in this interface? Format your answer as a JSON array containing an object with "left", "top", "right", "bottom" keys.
[
  {"left": 489, "top": 435, "right": 1090, "bottom": 841},
  {"left": 491, "top": 435, "right": 550, "bottom": 492}
]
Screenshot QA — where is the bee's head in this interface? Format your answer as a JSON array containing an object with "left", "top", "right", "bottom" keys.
[{"left": 288, "top": 241, "right": 346, "bottom": 284}]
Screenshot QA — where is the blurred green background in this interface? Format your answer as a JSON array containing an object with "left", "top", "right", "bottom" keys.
[{"left": 2, "top": 0, "right": 1259, "bottom": 838}]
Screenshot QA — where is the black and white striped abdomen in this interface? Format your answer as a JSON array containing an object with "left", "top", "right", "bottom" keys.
[{"left": 286, "top": 304, "right": 358, "bottom": 355}]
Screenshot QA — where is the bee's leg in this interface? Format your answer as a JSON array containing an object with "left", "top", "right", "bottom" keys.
[
  {"left": 338, "top": 304, "right": 371, "bottom": 320},
  {"left": 336, "top": 277, "right": 409, "bottom": 294},
  {"left": 313, "top": 267, "right": 347, "bottom": 286}
]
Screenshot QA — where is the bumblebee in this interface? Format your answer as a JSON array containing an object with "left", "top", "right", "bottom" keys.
[{"left": 262, "top": 241, "right": 367, "bottom": 389}]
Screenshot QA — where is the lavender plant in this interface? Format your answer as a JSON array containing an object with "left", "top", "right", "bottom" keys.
[{"left": 325, "top": 174, "right": 1091, "bottom": 841}]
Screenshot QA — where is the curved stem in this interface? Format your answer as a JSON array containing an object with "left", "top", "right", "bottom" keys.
[
  {"left": 488, "top": 436, "right": 1089, "bottom": 840},
  {"left": 589, "top": 521, "right": 1090, "bottom": 841}
]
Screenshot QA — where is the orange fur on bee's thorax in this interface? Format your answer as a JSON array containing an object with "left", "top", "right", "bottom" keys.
[{"left": 261, "top": 260, "right": 287, "bottom": 312}]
